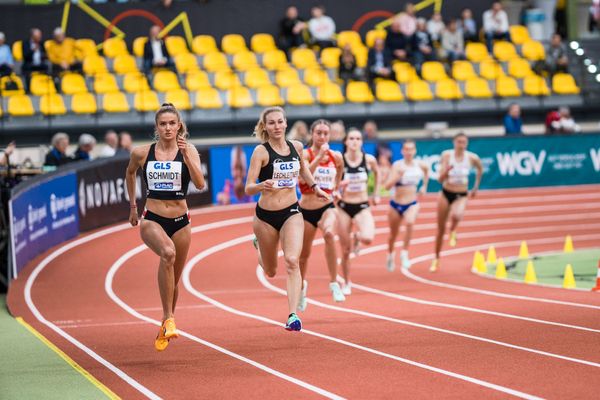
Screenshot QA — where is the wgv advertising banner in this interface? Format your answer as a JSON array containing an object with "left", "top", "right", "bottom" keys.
[{"left": 10, "top": 172, "right": 79, "bottom": 277}]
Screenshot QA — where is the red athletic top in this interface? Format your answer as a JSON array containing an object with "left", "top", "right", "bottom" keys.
[{"left": 299, "top": 148, "right": 337, "bottom": 194}]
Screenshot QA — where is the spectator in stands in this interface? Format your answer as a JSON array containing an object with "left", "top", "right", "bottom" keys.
[
  {"left": 279, "top": 6, "right": 307, "bottom": 57},
  {"left": 590, "top": 0, "right": 600, "bottom": 32},
  {"left": 287, "top": 120, "right": 309, "bottom": 144},
  {"left": 22, "top": 28, "right": 49, "bottom": 93},
  {"left": 367, "top": 38, "right": 393, "bottom": 88},
  {"left": 99, "top": 129, "right": 118, "bottom": 158},
  {"left": 385, "top": 18, "right": 410, "bottom": 62},
  {"left": 398, "top": 3, "right": 417, "bottom": 38},
  {"left": 308, "top": 5, "right": 336, "bottom": 49},
  {"left": 0, "top": 32, "right": 14, "bottom": 77},
  {"left": 143, "top": 25, "right": 173, "bottom": 74},
  {"left": 339, "top": 44, "right": 364, "bottom": 91},
  {"left": 47, "top": 27, "right": 82, "bottom": 78},
  {"left": 483, "top": 1, "right": 511, "bottom": 52},
  {"left": 427, "top": 12, "right": 445, "bottom": 45},
  {"left": 0, "top": 141, "right": 16, "bottom": 167},
  {"left": 543, "top": 33, "right": 569, "bottom": 75},
  {"left": 441, "top": 19, "right": 466, "bottom": 63},
  {"left": 458, "top": 8, "right": 478, "bottom": 43},
  {"left": 44, "top": 132, "right": 72, "bottom": 167},
  {"left": 116, "top": 131, "right": 133, "bottom": 155},
  {"left": 73, "top": 133, "right": 97, "bottom": 161},
  {"left": 363, "top": 120, "right": 379, "bottom": 140},
  {"left": 503, "top": 103, "right": 523, "bottom": 135},
  {"left": 330, "top": 120, "right": 346, "bottom": 142},
  {"left": 412, "top": 18, "right": 437, "bottom": 75},
  {"left": 549, "top": 106, "right": 581, "bottom": 133}
]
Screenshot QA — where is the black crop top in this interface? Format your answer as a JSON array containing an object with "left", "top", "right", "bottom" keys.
[
  {"left": 143, "top": 143, "right": 191, "bottom": 200},
  {"left": 258, "top": 140, "right": 301, "bottom": 189}
]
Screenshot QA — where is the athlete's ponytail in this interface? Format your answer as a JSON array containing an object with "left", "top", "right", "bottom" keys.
[
  {"left": 254, "top": 106, "right": 286, "bottom": 142},
  {"left": 154, "top": 103, "right": 189, "bottom": 140}
]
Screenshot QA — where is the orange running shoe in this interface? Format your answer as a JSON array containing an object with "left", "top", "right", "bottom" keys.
[{"left": 154, "top": 318, "right": 179, "bottom": 351}]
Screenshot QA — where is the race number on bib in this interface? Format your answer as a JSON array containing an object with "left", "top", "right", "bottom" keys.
[
  {"left": 314, "top": 166, "right": 336, "bottom": 190},
  {"left": 146, "top": 161, "right": 183, "bottom": 191},
  {"left": 272, "top": 160, "right": 300, "bottom": 188}
]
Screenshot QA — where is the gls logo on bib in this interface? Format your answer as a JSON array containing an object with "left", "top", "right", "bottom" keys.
[{"left": 147, "top": 161, "right": 183, "bottom": 191}]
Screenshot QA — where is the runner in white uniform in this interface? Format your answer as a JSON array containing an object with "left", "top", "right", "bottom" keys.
[
  {"left": 431, "top": 132, "right": 483, "bottom": 272},
  {"left": 385, "top": 140, "right": 429, "bottom": 271}
]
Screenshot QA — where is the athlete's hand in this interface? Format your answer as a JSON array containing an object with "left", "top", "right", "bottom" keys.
[
  {"left": 177, "top": 135, "right": 189, "bottom": 156},
  {"left": 317, "top": 143, "right": 329, "bottom": 159},
  {"left": 338, "top": 179, "right": 349, "bottom": 190},
  {"left": 129, "top": 208, "right": 139, "bottom": 226},
  {"left": 314, "top": 186, "right": 330, "bottom": 201},
  {"left": 332, "top": 190, "right": 342, "bottom": 202},
  {"left": 261, "top": 180, "right": 276, "bottom": 192},
  {"left": 372, "top": 195, "right": 381, "bottom": 205},
  {"left": 469, "top": 189, "right": 478, "bottom": 198}
]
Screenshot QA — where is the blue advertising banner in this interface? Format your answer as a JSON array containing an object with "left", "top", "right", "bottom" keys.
[
  {"left": 10, "top": 172, "right": 79, "bottom": 277},
  {"left": 210, "top": 144, "right": 259, "bottom": 205}
]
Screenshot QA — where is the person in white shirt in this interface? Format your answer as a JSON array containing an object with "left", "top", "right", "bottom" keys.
[
  {"left": 441, "top": 19, "right": 466, "bottom": 62},
  {"left": 552, "top": 107, "right": 581, "bottom": 133},
  {"left": 427, "top": 12, "right": 445, "bottom": 45},
  {"left": 99, "top": 130, "right": 118, "bottom": 158},
  {"left": 308, "top": 5, "right": 336, "bottom": 49},
  {"left": 483, "top": 1, "right": 511, "bottom": 52}
]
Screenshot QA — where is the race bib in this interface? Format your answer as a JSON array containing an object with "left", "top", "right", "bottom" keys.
[
  {"left": 345, "top": 171, "right": 368, "bottom": 193},
  {"left": 314, "top": 166, "right": 336, "bottom": 190},
  {"left": 272, "top": 160, "right": 300, "bottom": 188},
  {"left": 147, "top": 161, "right": 182, "bottom": 191}
]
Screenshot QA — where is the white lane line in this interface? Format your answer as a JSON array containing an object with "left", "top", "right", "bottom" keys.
[
  {"left": 257, "top": 267, "right": 600, "bottom": 368},
  {"left": 57, "top": 321, "right": 149, "bottom": 329},
  {"left": 105, "top": 223, "right": 345, "bottom": 400},
  {"left": 24, "top": 224, "right": 162, "bottom": 400},
  {"left": 182, "top": 234, "right": 543, "bottom": 400}
]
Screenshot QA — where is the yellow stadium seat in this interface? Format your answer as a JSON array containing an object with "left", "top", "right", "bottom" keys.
[
  {"left": 94, "top": 73, "right": 119, "bottom": 94},
  {"left": 153, "top": 70, "right": 180, "bottom": 92},
  {"left": 422, "top": 61, "right": 448, "bottom": 82},
  {"left": 113, "top": 54, "right": 139, "bottom": 74},
  {"left": 222, "top": 34, "right": 247, "bottom": 54},
  {"left": 195, "top": 87, "right": 223, "bottom": 109},
  {"left": 406, "top": 80, "right": 434, "bottom": 101},
  {"left": 244, "top": 68, "right": 271, "bottom": 88},
  {"left": 466, "top": 42, "right": 489, "bottom": 62},
  {"left": 165, "top": 89, "right": 192, "bottom": 110},
  {"left": 61, "top": 73, "right": 88, "bottom": 95},
  {"left": 552, "top": 73, "right": 580, "bottom": 95},
  {"left": 174, "top": 53, "right": 199, "bottom": 74},
  {"left": 435, "top": 79, "right": 462, "bottom": 100},
  {"left": 214, "top": 70, "right": 242, "bottom": 90},
  {"left": 8, "top": 94, "right": 35, "bottom": 116},
  {"left": 352, "top": 45, "right": 369, "bottom": 68},
  {"left": 1, "top": 75, "right": 25, "bottom": 96},
  {"left": 465, "top": 78, "right": 493, "bottom": 98},
  {"left": 479, "top": 60, "right": 505, "bottom": 80},
  {"left": 228, "top": 86, "right": 254, "bottom": 108},
  {"left": 522, "top": 40, "right": 546, "bottom": 61},
  {"left": 508, "top": 58, "right": 534, "bottom": 79},
  {"left": 251, "top": 33, "right": 277, "bottom": 53},
  {"left": 165, "top": 36, "right": 189, "bottom": 56},
  {"left": 495, "top": 76, "right": 522, "bottom": 97},
  {"left": 320, "top": 47, "right": 342, "bottom": 69},
  {"left": 75, "top": 39, "right": 98, "bottom": 60},
  {"left": 71, "top": 92, "right": 97, "bottom": 114},
  {"left": 12, "top": 41, "right": 23, "bottom": 62},
  {"left": 30, "top": 74, "right": 56, "bottom": 96},
  {"left": 40, "top": 93, "right": 67, "bottom": 115},
  {"left": 123, "top": 72, "right": 150, "bottom": 93},
  {"left": 304, "top": 68, "right": 330, "bottom": 87},
  {"left": 134, "top": 90, "right": 160, "bottom": 112},
  {"left": 233, "top": 51, "right": 259, "bottom": 71},
  {"left": 337, "top": 31, "right": 362, "bottom": 49},
  {"left": 523, "top": 75, "right": 550, "bottom": 96},
  {"left": 133, "top": 37, "right": 147, "bottom": 58},
  {"left": 103, "top": 37, "right": 128, "bottom": 58},
  {"left": 185, "top": 71, "right": 211, "bottom": 91},
  {"left": 510, "top": 25, "right": 530, "bottom": 45},
  {"left": 452, "top": 61, "right": 477, "bottom": 81},
  {"left": 192, "top": 35, "right": 218, "bottom": 55},
  {"left": 493, "top": 41, "right": 518, "bottom": 62},
  {"left": 366, "top": 29, "right": 387, "bottom": 48},
  {"left": 292, "top": 48, "right": 319, "bottom": 69},
  {"left": 83, "top": 56, "right": 108, "bottom": 75},
  {"left": 203, "top": 52, "right": 230, "bottom": 72},
  {"left": 317, "top": 82, "right": 345, "bottom": 105},
  {"left": 286, "top": 84, "right": 315, "bottom": 105},
  {"left": 393, "top": 62, "right": 418, "bottom": 83},
  {"left": 102, "top": 92, "right": 130, "bottom": 113},
  {"left": 346, "top": 81, "right": 374, "bottom": 103},
  {"left": 375, "top": 80, "right": 404, "bottom": 102},
  {"left": 257, "top": 85, "right": 284, "bottom": 106},
  {"left": 276, "top": 68, "right": 301, "bottom": 87},
  {"left": 262, "top": 49, "right": 288, "bottom": 71}
]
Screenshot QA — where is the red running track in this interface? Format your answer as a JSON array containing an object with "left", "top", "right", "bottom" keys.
[{"left": 7, "top": 185, "right": 600, "bottom": 399}]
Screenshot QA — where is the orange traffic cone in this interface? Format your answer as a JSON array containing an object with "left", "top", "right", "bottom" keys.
[{"left": 592, "top": 260, "right": 600, "bottom": 292}]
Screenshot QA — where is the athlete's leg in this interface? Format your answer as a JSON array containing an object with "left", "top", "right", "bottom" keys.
[
  {"left": 253, "top": 217, "right": 280, "bottom": 278},
  {"left": 336, "top": 208, "right": 353, "bottom": 285},
  {"left": 402, "top": 203, "right": 420, "bottom": 250},
  {"left": 170, "top": 224, "right": 192, "bottom": 314},
  {"left": 387, "top": 206, "right": 402, "bottom": 254},
  {"left": 318, "top": 207, "right": 339, "bottom": 283},
  {"left": 434, "top": 193, "right": 450, "bottom": 260},
  {"left": 299, "top": 221, "right": 317, "bottom": 282},
  {"left": 354, "top": 208, "right": 375, "bottom": 245},
  {"left": 279, "top": 214, "right": 304, "bottom": 315},
  {"left": 449, "top": 196, "right": 468, "bottom": 232}
]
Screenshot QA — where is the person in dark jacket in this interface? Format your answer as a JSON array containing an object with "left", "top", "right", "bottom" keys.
[
  {"left": 44, "top": 132, "right": 72, "bottom": 167},
  {"left": 367, "top": 38, "right": 393, "bottom": 88},
  {"left": 143, "top": 25, "right": 173, "bottom": 74},
  {"left": 385, "top": 18, "right": 411, "bottom": 62},
  {"left": 22, "top": 28, "right": 49, "bottom": 93},
  {"left": 73, "top": 133, "right": 97, "bottom": 161},
  {"left": 412, "top": 18, "right": 437, "bottom": 75},
  {"left": 503, "top": 103, "right": 523, "bottom": 135},
  {"left": 279, "top": 5, "right": 307, "bottom": 58}
]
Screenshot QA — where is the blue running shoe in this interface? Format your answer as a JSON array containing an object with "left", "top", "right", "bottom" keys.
[{"left": 285, "top": 313, "right": 302, "bottom": 331}]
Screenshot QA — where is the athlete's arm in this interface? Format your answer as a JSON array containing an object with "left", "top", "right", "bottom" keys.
[
  {"left": 366, "top": 154, "right": 381, "bottom": 203},
  {"left": 296, "top": 141, "right": 329, "bottom": 201},
  {"left": 470, "top": 153, "right": 483, "bottom": 198},
  {"left": 332, "top": 150, "right": 344, "bottom": 199},
  {"left": 245, "top": 145, "right": 272, "bottom": 196},
  {"left": 179, "top": 139, "right": 206, "bottom": 190},
  {"left": 384, "top": 161, "right": 402, "bottom": 190},
  {"left": 307, "top": 143, "right": 329, "bottom": 173},
  {"left": 437, "top": 152, "right": 452, "bottom": 184},
  {"left": 420, "top": 161, "right": 430, "bottom": 195},
  {"left": 125, "top": 146, "right": 144, "bottom": 226}
]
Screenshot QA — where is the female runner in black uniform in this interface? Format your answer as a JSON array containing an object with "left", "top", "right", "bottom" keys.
[
  {"left": 245, "top": 107, "right": 328, "bottom": 331},
  {"left": 126, "top": 103, "right": 206, "bottom": 351}
]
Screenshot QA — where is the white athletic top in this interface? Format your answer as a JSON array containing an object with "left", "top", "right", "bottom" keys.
[
  {"left": 446, "top": 150, "right": 472, "bottom": 186},
  {"left": 395, "top": 160, "right": 423, "bottom": 187}
]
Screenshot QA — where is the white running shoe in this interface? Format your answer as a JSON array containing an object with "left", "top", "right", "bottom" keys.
[
  {"left": 401, "top": 250, "right": 411, "bottom": 269},
  {"left": 342, "top": 281, "right": 352, "bottom": 296},
  {"left": 329, "top": 282, "right": 346, "bottom": 302},
  {"left": 298, "top": 280, "right": 308, "bottom": 312},
  {"left": 386, "top": 252, "right": 396, "bottom": 272}
]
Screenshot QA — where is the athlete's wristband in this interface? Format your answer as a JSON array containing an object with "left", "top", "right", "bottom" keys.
[
  {"left": 310, "top": 183, "right": 317, "bottom": 191},
  {"left": 130, "top": 204, "right": 137, "bottom": 209}
]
